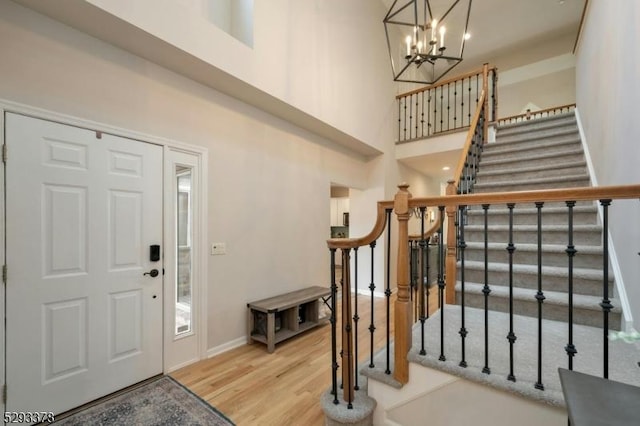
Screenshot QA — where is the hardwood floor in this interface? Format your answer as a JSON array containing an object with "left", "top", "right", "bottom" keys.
[{"left": 172, "top": 290, "right": 439, "bottom": 426}]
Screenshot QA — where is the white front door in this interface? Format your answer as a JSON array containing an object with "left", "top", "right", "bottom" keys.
[{"left": 5, "top": 113, "right": 163, "bottom": 415}]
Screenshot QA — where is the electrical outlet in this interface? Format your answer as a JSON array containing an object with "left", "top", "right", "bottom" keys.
[{"left": 211, "top": 242, "right": 226, "bottom": 255}]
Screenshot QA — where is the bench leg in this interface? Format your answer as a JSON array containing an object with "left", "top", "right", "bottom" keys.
[{"left": 266, "top": 312, "right": 276, "bottom": 353}]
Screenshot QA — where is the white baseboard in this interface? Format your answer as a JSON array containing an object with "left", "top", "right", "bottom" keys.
[
  {"left": 206, "top": 336, "right": 247, "bottom": 359},
  {"left": 575, "top": 107, "right": 633, "bottom": 329},
  {"left": 353, "top": 287, "right": 386, "bottom": 298}
]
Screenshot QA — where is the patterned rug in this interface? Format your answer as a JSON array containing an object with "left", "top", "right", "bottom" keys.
[{"left": 54, "top": 376, "right": 234, "bottom": 425}]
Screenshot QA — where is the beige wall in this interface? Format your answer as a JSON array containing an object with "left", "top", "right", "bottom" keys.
[
  {"left": 0, "top": 0, "right": 395, "bottom": 351},
  {"left": 575, "top": 0, "right": 640, "bottom": 328}
]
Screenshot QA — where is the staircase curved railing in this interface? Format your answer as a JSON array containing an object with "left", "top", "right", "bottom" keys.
[
  {"left": 326, "top": 200, "right": 392, "bottom": 408},
  {"left": 326, "top": 182, "right": 640, "bottom": 411}
]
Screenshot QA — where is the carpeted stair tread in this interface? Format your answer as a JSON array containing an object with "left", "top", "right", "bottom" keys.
[
  {"left": 493, "top": 128, "right": 580, "bottom": 146},
  {"left": 407, "top": 305, "right": 640, "bottom": 407},
  {"left": 473, "top": 174, "right": 590, "bottom": 191},
  {"left": 497, "top": 112, "right": 576, "bottom": 133},
  {"left": 483, "top": 136, "right": 580, "bottom": 157},
  {"left": 480, "top": 147, "right": 584, "bottom": 167},
  {"left": 462, "top": 260, "right": 611, "bottom": 281},
  {"left": 463, "top": 241, "right": 604, "bottom": 254},
  {"left": 476, "top": 161, "right": 587, "bottom": 179},
  {"left": 457, "top": 282, "right": 621, "bottom": 313}
]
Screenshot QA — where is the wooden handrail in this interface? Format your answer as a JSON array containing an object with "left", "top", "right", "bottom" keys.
[
  {"left": 408, "top": 209, "right": 443, "bottom": 241},
  {"left": 396, "top": 65, "right": 497, "bottom": 99},
  {"left": 497, "top": 103, "right": 576, "bottom": 125},
  {"left": 453, "top": 89, "right": 487, "bottom": 189},
  {"left": 409, "top": 184, "right": 640, "bottom": 208},
  {"left": 327, "top": 200, "right": 394, "bottom": 250}
]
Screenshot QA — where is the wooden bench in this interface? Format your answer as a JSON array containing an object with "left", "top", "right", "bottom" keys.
[{"left": 247, "top": 286, "right": 331, "bottom": 353}]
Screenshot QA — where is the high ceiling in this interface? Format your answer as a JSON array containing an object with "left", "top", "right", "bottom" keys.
[
  {"left": 383, "top": 0, "right": 586, "bottom": 72},
  {"left": 386, "top": 0, "right": 587, "bottom": 181}
]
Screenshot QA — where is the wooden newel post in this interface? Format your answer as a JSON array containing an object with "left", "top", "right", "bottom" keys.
[
  {"left": 394, "top": 183, "right": 412, "bottom": 384},
  {"left": 445, "top": 180, "right": 458, "bottom": 305},
  {"left": 341, "top": 248, "right": 355, "bottom": 404}
]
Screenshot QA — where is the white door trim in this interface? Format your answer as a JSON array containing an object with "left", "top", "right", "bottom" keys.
[{"left": 0, "top": 99, "right": 209, "bottom": 380}]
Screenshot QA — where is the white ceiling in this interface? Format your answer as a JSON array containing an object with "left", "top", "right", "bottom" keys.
[{"left": 387, "top": 0, "right": 587, "bottom": 181}]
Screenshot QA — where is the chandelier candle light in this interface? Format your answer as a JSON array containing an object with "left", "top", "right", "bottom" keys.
[{"left": 384, "top": 0, "right": 472, "bottom": 84}]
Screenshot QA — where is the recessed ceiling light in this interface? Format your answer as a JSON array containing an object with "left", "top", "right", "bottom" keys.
[
  {"left": 442, "top": 166, "right": 450, "bottom": 171},
  {"left": 464, "top": 33, "right": 471, "bottom": 40}
]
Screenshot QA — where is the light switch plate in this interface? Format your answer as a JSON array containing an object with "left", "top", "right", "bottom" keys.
[{"left": 211, "top": 242, "right": 226, "bottom": 255}]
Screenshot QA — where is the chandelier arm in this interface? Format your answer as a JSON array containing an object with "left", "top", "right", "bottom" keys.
[
  {"left": 384, "top": 0, "right": 413, "bottom": 22},
  {"left": 438, "top": 0, "right": 462, "bottom": 24}
]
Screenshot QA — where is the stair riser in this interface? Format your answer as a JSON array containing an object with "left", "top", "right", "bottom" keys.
[
  {"left": 474, "top": 178, "right": 590, "bottom": 193},
  {"left": 497, "top": 116, "right": 577, "bottom": 136},
  {"left": 476, "top": 165, "right": 587, "bottom": 184},
  {"left": 458, "top": 292, "right": 621, "bottom": 329},
  {"left": 463, "top": 247, "right": 605, "bottom": 270},
  {"left": 480, "top": 152, "right": 585, "bottom": 171},
  {"left": 495, "top": 128, "right": 579, "bottom": 145},
  {"left": 464, "top": 229, "right": 602, "bottom": 245},
  {"left": 482, "top": 140, "right": 582, "bottom": 161},
  {"left": 466, "top": 210, "right": 599, "bottom": 226},
  {"left": 461, "top": 268, "right": 612, "bottom": 296}
]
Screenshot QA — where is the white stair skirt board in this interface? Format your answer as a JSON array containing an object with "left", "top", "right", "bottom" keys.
[{"left": 371, "top": 364, "right": 566, "bottom": 426}]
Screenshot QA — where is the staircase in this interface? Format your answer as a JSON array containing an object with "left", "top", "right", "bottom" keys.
[{"left": 456, "top": 112, "right": 622, "bottom": 329}]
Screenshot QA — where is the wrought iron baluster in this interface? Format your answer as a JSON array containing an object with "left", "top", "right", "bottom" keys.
[
  {"left": 409, "top": 94, "right": 414, "bottom": 140},
  {"left": 468, "top": 76, "right": 472, "bottom": 125},
  {"left": 341, "top": 248, "right": 354, "bottom": 408},
  {"left": 506, "top": 203, "right": 517, "bottom": 382},
  {"left": 403, "top": 96, "right": 407, "bottom": 141},
  {"left": 385, "top": 208, "right": 392, "bottom": 375},
  {"left": 428, "top": 89, "right": 432, "bottom": 137},
  {"left": 459, "top": 205, "right": 468, "bottom": 367},
  {"left": 419, "top": 207, "right": 427, "bottom": 356},
  {"left": 454, "top": 81, "right": 458, "bottom": 129},
  {"left": 330, "top": 248, "right": 339, "bottom": 404},
  {"left": 438, "top": 205, "right": 446, "bottom": 362},
  {"left": 475, "top": 74, "right": 479, "bottom": 109},
  {"left": 535, "top": 202, "right": 545, "bottom": 391},
  {"left": 398, "top": 98, "right": 401, "bottom": 142},
  {"left": 415, "top": 93, "right": 419, "bottom": 139},
  {"left": 421, "top": 90, "right": 425, "bottom": 138},
  {"left": 447, "top": 83, "right": 451, "bottom": 132},
  {"left": 368, "top": 241, "right": 376, "bottom": 368},
  {"left": 353, "top": 247, "right": 359, "bottom": 391},
  {"left": 482, "top": 204, "right": 491, "bottom": 374},
  {"left": 440, "top": 85, "right": 444, "bottom": 133},
  {"left": 565, "top": 201, "right": 577, "bottom": 370},
  {"left": 600, "top": 199, "right": 612, "bottom": 379}
]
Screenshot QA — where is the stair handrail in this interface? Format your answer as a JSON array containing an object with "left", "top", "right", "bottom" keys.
[
  {"left": 408, "top": 209, "right": 443, "bottom": 242},
  {"left": 452, "top": 89, "right": 488, "bottom": 192},
  {"left": 395, "top": 65, "right": 497, "bottom": 100},
  {"left": 327, "top": 200, "right": 393, "bottom": 250},
  {"left": 325, "top": 199, "right": 393, "bottom": 406},
  {"left": 392, "top": 182, "right": 640, "bottom": 388},
  {"left": 496, "top": 103, "right": 576, "bottom": 126}
]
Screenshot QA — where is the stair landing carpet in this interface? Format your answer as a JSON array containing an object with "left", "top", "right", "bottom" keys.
[{"left": 54, "top": 376, "right": 234, "bottom": 425}]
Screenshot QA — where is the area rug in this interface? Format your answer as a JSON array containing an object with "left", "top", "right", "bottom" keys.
[{"left": 55, "top": 376, "right": 234, "bottom": 425}]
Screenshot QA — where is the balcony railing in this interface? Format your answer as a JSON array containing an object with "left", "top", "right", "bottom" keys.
[{"left": 396, "top": 64, "right": 497, "bottom": 143}]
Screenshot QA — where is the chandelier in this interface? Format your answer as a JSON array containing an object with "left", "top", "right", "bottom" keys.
[{"left": 384, "top": 0, "right": 472, "bottom": 84}]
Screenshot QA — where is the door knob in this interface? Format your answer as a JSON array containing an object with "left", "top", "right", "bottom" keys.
[{"left": 143, "top": 269, "right": 159, "bottom": 277}]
